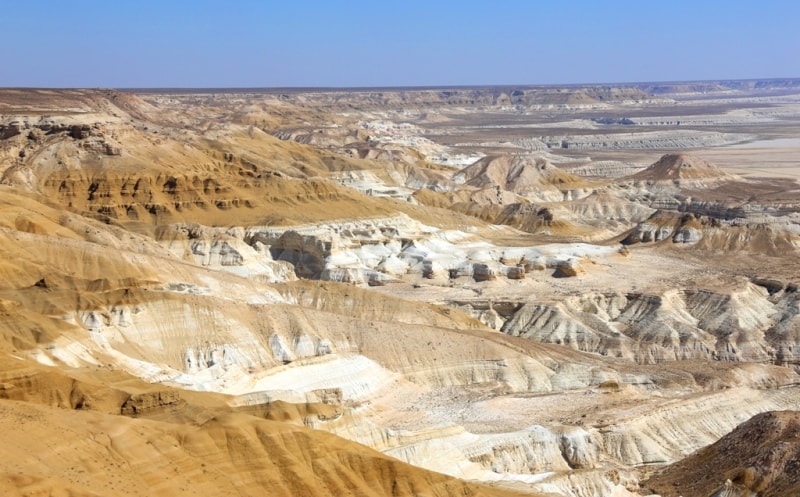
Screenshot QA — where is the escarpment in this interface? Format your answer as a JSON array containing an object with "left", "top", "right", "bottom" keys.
[
  {"left": 2, "top": 84, "right": 800, "bottom": 497},
  {"left": 41, "top": 171, "right": 397, "bottom": 228},
  {"left": 501, "top": 281, "right": 800, "bottom": 364}
]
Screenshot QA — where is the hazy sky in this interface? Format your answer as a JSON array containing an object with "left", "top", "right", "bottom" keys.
[{"left": 2, "top": 1, "right": 798, "bottom": 88}]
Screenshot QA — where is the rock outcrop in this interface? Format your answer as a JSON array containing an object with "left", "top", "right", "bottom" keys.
[
  {"left": 2, "top": 85, "right": 800, "bottom": 497},
  {"left": 453, "top": 155, "right": 590, "bottom": 202},
  {"left": 543, "top": 131, "right": 749, "bottom": 150},
  {"left": 644, "top": 411, "right": 800, "bottom": 497},
  {"left": 502, "top": 281, "right": 800, "bottom": 364}
]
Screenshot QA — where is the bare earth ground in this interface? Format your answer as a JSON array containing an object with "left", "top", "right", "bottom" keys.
[{"left": 1, "top": 81, "right": 800, "bottom": 497}]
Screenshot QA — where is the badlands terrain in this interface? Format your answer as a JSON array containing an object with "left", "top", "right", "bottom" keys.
[{"left": 1, "top": 79, "right": 800, "bottom": 497}]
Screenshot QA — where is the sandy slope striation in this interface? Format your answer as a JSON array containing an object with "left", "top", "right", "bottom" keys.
[{"left": 2, "top": 85, "right": 800, "bottom": 496}]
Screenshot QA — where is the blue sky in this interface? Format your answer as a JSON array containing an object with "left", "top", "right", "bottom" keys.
[{"left": 1, "top": 1, "right": 798, "bottom": 87}]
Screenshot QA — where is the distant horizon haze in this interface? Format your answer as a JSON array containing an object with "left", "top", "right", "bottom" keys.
[{"left": 3, "top": 75, "right": 800, "bottom": 91}]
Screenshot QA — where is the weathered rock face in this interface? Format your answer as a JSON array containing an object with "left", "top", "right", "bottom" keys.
[
  {"left": 622, "top": 211, "right": 723, "bottom": 247},
  {"left": 242, "top": 215, "right": 619, "bottom": 285},
  {"left": 120, "top": 390, "right": 184, "bottom": 415},
  {"left": 453, "top": 155, "right": 591, "bottom": 203},
  {"left": 502, "top": 282, "right": 799, "bottom": 364},
  {"left": 3, "top": 85, "right": 800, "bottom": 497},
  {"left": 0, "top": 122, "right": 22, "bottom": 139},
  {"left": 624, "top": 221, "right": 674, "bottom": 243},
  {"left": 610, "top": 158, "right": 800, "bottom": 254},
  {"left": 673, "top": 225, "right": 702, "bottom": 243},
  {"left": 2, "top": 118, "right": 124, "bottom": 157},
  {"left": 473, "top": 263, "right": 497, "bottom": 282},
  {"left": 552, "top": 258, "right": 584, "bottom": 278},
  {"left": 766, "top": 287, "right": 800, "bottom": 368},
  {"left": 567, "top": 160, "right": 645, "bottom": 178},
  {"left": 507, "top": 265, "right": 526, "bottom": 280},
  {"left": 622, "top": 209, "right": 800, "bottom": 253},
  {"left": 544, "top": 131, "right": 750, "bottom": 151},
  {"left": 253, "top": 230, "right": 329, "bottom": 279},
  {"left": 157, "top": 223, "right": 298, "bottom": 282},
  {"left": 644, "top": 411, "right": 800, "bottom": 497}
]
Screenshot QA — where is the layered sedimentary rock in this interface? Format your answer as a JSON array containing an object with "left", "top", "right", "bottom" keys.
[
  {"left": 542, "top": 130, "right": 750, "bottom": 150},
  {"left": 2, "top": 84, "right": 800, "bottom": 497},
  {"left": 453, "top": 155, "right": 592, "bottom": 202},
  {"left": 502, "top": 280, "right": 800, "bottom": 364}
]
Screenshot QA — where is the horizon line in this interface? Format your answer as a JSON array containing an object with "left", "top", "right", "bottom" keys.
[{"left": 2, "top": 76, "right": 800, "bottom": 93}]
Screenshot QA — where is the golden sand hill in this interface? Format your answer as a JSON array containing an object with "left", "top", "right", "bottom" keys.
[
  {"left": 0, "top": 90, "right": 483, "bottom": 232},
  {"left": 0, "top": 362, "right": 532, "bottom": 497},
  {"left": 0, "top": 174, "right": 600, "bottom": 495},
  {"left": 2, "top": 179, "right": 787, "bottom": 496},
  {"left": 2, "top": 86, "right": 800, "bottom": 497},
  {"left": 0, "top": 186, "right": 535, "bottom": 496}
]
